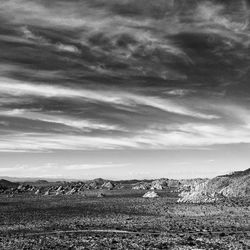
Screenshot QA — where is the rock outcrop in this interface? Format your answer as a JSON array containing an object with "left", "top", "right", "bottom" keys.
[
  {"left": 178, "top": 168, "right": 250, "bottom": 203},
  {"left": 102, "top": 181, "right": 114, "bottom": 190},
  {"left": 35, "top": 189, "right": 41, "bottom": 195},
  {"left": 97, "top": 192, "right": 105, "bottom": 198},
  {"left": 150, "top": 178, "right": 172, "bottom": 190},
  {"left": 0, "top": 179, "right": 19, "bottom": 190},
  {"left": 143, "top": 191, "right": 159, "bottom": 198},
  {"left": 132, "top": 182, "right": 150, "bottom": 190}
]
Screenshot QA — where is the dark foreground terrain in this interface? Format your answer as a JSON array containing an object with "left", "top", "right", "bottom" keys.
[{"left": 0, "top": 190, "right": 249, "bottom": 250}]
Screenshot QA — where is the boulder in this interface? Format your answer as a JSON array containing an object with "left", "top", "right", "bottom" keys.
[
  {"left": 66, "top": 188, "right": 77, "bottom": 195},
  {"left": 35, "top": 189, "right": 41, "bottom": 195},
  {"left": 150, "top": 182, "right": 163, "bottom": 190},
  {"left": 150, "top": 179, "right": 169, "bottom": 190},
  {"left": 167, "top": 179, "right": 181, "bottom": 188},
  {"left": 17, "top": 184, "right": 25, "bottom": 191},
  {"left": 143, "top": 191, "right": 159, "bottom": 198},
  {"left": 56, "top": 186, "right": 63, "bottom": 192},
  {"left": 132, "top": 182, "right": 150, "bottom": 190},
  {"left": 97, "top": 192, "right": 105, "bottom": 198},
  {"left": 44, "top": 190, "right": 50, "bottom": 196},
  {"left": 102, "top": 181, "right": 114, "bottom": 190},
  {"left": 55, "top": 190, "right": 64, "bottom": 196},
  {"left": 29, "top": 186, "right": 35, "bottom": 191}
]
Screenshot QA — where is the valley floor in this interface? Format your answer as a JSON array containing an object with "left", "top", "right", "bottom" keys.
[{"left": 0, "top": 190, "right": 249, "bottom": 249}]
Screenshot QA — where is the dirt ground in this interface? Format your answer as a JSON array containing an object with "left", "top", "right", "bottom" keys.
[{"left": 0, "top": 190, "right": 249, "bottom": 249}]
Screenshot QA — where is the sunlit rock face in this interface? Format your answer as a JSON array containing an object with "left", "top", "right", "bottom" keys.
[
  {"left": 102, "top": 181, "right": 114, "bottom": 190},
  {"left": 143, "top": 191, "right": 159, "bottom": 198},
  {"left": 178, "top": 168, "right": 250, "bottom": 203},
  {"left": 150, "top": 179, "right": 168, "bottom": 190}
]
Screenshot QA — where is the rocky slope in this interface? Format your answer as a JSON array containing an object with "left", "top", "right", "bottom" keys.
[
  {"left": 178, "top": 168, "right": 250, "bottom": 203},
  {"left": 132, "top": 178, "right": 181, "bottom": 190},
  {"left": 0, "top": 179, "right": 19, "bottom": 190},
  {"left": 2, "top": 169, "right": 249, "bottom": 202}
]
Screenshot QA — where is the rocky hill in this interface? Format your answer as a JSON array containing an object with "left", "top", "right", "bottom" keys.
[
  {"left": 132, "top": 178, "right": 181, "bottom": 190},
  {"left": 178, "top": 168, "right": 250, "bottom": 203},
  {"left": 0, "top": 179, "right": 19, "bottom": 190},
  {"left": 1, "top": 169, "right": 249, "bottom": 202}
]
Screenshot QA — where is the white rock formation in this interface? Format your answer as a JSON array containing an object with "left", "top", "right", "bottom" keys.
[
  {"left": 102, "top": 181, "right": 114, "bottom": 190},
  {"left": 178, "top": 168, "right": 250, "bottom": 203},
  {"left": 143, "top": 191, "right": 159, "bottom": 198}
]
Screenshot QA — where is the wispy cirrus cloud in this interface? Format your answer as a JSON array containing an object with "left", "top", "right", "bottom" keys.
[
  {"left": 0, "top": 133, "right": 139, "bottom": 152},
  {"left": 0, "top": 101, "right": 250, "bottom": 152},
  {"left": 0, "top": 0, "right": 250, "bottom": 159},
  {"left": 0, "top": 77, "right": 217, "bottom": 119},
  {"left": 0, "top": 109, "right": 125, "bottom": 132},
  {"left": 1, "top": 115, "right": 250, "bottom": 152},
  {"left": 64, "top": 163, "right": 129, "bottom": 170},
  {"left": 21, "top": 26, "right": 81, "bottom": 54}
]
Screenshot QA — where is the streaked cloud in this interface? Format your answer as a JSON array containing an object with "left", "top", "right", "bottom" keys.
[
  {"left": 0, "top": 77, "right": 217, "bottom": 119},
  {"left": 1, "top": 101, "right": 250, "bottom": 152},
  {"left": 0, "top": 133, "right": 139, "bottom": 152},
  {"left": 0, "top": 0, "right": 250, "bottom": 180},
  {"left": 64, "top": 163, "right": 129, "bottom": 170},
  {"left": 0, "top": 109, "right": 124, "bottom": 132}
]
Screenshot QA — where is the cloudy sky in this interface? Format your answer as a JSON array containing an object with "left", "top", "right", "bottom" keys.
[{"left": 1, "top": 0, "right": 250, "bottom": 179}]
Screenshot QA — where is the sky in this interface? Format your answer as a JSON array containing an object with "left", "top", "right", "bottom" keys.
[{"left": 0, "top": 0, "right": 250, "bottom": 179}]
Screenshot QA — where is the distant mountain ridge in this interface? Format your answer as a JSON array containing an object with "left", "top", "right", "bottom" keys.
[
  {"left": 0, "top": 176, "right": 85, "bottom": 183},
  {"left": 0, "top": 179, "right": 19, "bottom": 189},
  {"left": 1, "top": 168, "right": 249, "bottom": 203}
]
